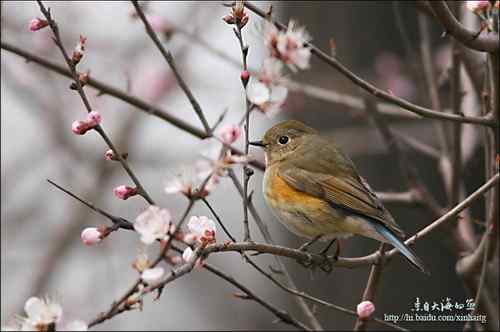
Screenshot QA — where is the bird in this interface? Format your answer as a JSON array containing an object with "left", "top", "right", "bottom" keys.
[{"left": 249, "top": 120, "right": 429, "bottom": 275}]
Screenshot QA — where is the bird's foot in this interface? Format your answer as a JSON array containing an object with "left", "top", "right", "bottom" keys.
[{"left": 297, "top": 234, "right": 323, "bottom": 252}]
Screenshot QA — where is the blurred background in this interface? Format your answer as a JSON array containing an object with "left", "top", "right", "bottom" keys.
[{"left": 1, "top": 1, "right": 495, "bottom": 331}]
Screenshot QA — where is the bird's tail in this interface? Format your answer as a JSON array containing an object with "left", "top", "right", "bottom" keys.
[{"left": 372, "top": 222, "right": 430, "bottom": 275}]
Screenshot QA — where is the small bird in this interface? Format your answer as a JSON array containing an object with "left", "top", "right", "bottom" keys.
[{"left": 250, "top": 120, "right": 429, "bottom": 274}]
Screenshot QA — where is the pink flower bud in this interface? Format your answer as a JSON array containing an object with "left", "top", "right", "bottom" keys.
[
  {"left": 81, "top": 227, "right": 102, "bottom": 245},
  {"left": 104, "top": 149, "right": 115, "bottom": 160},
  {"left": 104, "top": 149, "right": 127, "bottom": 161},
  {"left": 240, "top": 70, "right": 250, "bottom": 85},
  {"left": 217, "top": 123, "right": 241, "bottom": 144},
  {"left": 222, "top": 14, "right": 236, "bottom": 25},
  {"left": 113, "top": 185, "right": 138, "bottom": 200},
  {"left": 86, "top": 111, "right": 102, "bottom": 127},
  {"left": 29, "top": 18, "right": 49, "bottom": 31},
  {"left": 357, "top": 300, "right": 375, "bottom": 319},
  {"left": 71, "top": 120, "right": 89, "bottom": 135}
]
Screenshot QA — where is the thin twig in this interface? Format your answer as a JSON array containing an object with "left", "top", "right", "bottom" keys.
[
  {"left": 131, "top": 0, "right": 212, "bottom": 134},
  {"left": 353, "top": 244, "right": 387, "bottom": 331},
  {"left": 232, "top": 15, "right": 253, "bottom": 242}
]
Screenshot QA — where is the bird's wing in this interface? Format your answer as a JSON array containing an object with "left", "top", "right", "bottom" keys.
[{"left": 279, "top": 163, "right": 405, "bottom": 238}]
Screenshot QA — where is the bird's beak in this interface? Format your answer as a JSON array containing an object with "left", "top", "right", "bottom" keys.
[{"left": 249, "top": 140, "right": 266, "bottom": 148}]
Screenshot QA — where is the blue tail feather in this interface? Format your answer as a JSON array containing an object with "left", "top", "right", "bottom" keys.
[{"left": 372, "top": 222, "right": 430, "bottom": 275}]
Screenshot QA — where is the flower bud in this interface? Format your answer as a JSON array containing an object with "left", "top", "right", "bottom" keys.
[
  {"left": 113, "top": 185, "right": 138, "bottom": 200},
  {"left": 86, "top": 111, "right": 102, "bottom": 127},
  {"left": 217, "top": 123, "right": 241, "bottom": 144},
  {"left": 71, "top": 121, "right": 89, "bottom": 135},
  {"left": 356, "top": 300, "right": 375, "bottom": 319},
  {"left": 81, "top": 227, "right": 102, "bottom": 246},
  {"left": 222, "top": 15, "right": 236, "bottom": 25},
  {"left": 29, "top": 18, "right": 49, "bottom": 31},
  {"left": 240, "top": 70, "right": 250, "bottom": 86}
]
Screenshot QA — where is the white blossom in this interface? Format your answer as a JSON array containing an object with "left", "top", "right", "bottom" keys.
[
  {"left": 134, "top": 206, "right": 172, "bottom": 245},
  {"left": 141, "top": 267, "right": 165, "bottom": 284},
  {"left": 187, "top": 216, "right": 216, "bottom": 244}
]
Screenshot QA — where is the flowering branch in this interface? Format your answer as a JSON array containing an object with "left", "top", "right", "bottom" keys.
[
  {"left": 228, "top": 1, "right": 254, "bottom": 242},
  {"left": 35, "top": 0, "right": 155, "bottom": 204},
  {"left": 243, "top": 1, "right": 497, "bottom": 127}
]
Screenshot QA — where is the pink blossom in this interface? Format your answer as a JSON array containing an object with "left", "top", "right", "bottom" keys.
[
  {"left": 72, "top": 120, "right": 89, "bottom": 135},
  {"left": 164, "top": 163, "right": 218, "bottom": 198},
  {"left": 81, "top": 227, "right": 102, "bottom": 246},
  {"left": 466, "top": 1, "right": 491, "bottom": 13},
  {"left": 187, "top": 216, "right": 216, "bottom": 244},
  {"left": 141, "top": 267, "right": 165, "bottom": 284},
  {"left": 86, "top": 111, "right": 102, "bottom": 127},
  {"left": 258, "top": 58, "right": 286, "bottom": 86},
  {"left": 217, "top": 123, "right": 241, "bottom": 144},
  {"left": 29, "top": 18, "right": 49, "bottom": 31},
  {"left": 264, "top": 20, "right": 311, "bottom": 71},
  {"left": 356, "top": 300, "right": 375, "bottom": 319},
  {"left": 134, "top": 206, "right": 172, "bottom": 245},
  {"left": 247, "top": 81, "right": 288, "bottom": 117},
  {"left": 113, "top": 185, "right": 138, "bottom": 200}
]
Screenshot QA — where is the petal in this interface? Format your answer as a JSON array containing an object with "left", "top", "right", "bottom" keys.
[
  {"left": 47, "top": 302, "right": 63, "bottom": 323},
  {"left": 270, "top": 86, "right": 288, "bottom": 104},
  {"left": 65, "top": 320, "right": 88, "bottom": 331},
  {"left": 141, "top": 267, "right": 165, "bottom": 284},
  {"left": 187, "top": 216, "right": 202, "bottom": 234},
  {"left": 246, "top": 82, "right": 270, "bottom": 105},
  {"left": 182, "top": 247, "right": 194, "bottom": 262},
  {"left": 140, "top": 232, "right": 156, "bottom": 245},
  {"left": 24, "top": 297, "right": 43, "bottom": 320},
  {"left": 290, "top": 48, "right": 311, "bottom": 70},
  {"left": 164, "top": 178, "right": 185, "bottom": 194},
  {"left": 21, "top": 320, "right": 37, "bottom": 331}
]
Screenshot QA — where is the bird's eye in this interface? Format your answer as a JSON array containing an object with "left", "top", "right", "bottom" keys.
[{"left": 278, "top": 135, "right": 289, "bottom": 145}]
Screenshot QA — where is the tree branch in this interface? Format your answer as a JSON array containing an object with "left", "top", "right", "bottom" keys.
[{"left": 428, "top": 1, "right": 499, "bottom": 52}]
